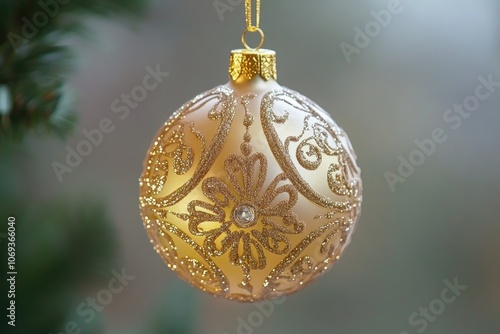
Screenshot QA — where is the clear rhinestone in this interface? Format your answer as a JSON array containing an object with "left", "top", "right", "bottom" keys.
[{"left": 233, "top": 205, "right": 256, "bottom": 227}]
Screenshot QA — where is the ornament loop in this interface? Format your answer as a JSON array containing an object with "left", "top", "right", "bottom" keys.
[{"left": 242, "top": 27, "right": 265, "bottom": 51}]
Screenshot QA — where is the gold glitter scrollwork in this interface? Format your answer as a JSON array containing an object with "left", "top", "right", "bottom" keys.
[
  {"left": 178, "top": 93, "right": 305, "bottom": 297},
  {"left": 139, "top": 86, "right": 237, "bottom": 208},
  {"left": 186, "top": 150, "right": 304, "bottom": 289},
  {"left": 177, "top": 257, "right": 221, "bottom": 291},
  {"left": 261, "top": 88, "right": 361, "bottom": 210},
  {"left": 261, "top": 216, "right": 353, "bottom": 299},
  {"left": 327, "top": 153, "right": 360, "bottom": 198},
  {"left": 140, "top": 122, "right": 197, "bottom": 197},
  {"left": 261, "top": 219, "right": 341, "bottom": 298},
  {"left": 140, "top": 83, "right": 362, "bottom": 302},
  {"left": 142, "top": 210, "right": 230, "bottom": 295}
]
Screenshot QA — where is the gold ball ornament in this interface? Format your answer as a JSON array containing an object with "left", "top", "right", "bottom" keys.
[{"left": 139, "top": 45, "right": 362, "bottom": 301}]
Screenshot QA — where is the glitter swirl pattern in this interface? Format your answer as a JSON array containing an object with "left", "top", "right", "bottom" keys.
[{"left": 139, "top": 85, "right": 362, "bottom": 301}]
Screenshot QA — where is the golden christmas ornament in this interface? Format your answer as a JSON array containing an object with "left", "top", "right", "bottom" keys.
[{"left": 139, "top": 0, "right": 362, "bottom": 302}]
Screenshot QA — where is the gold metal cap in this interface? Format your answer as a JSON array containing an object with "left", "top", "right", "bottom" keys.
[{"left": 229, "top": 49, "right": 277, "bottom": 82}]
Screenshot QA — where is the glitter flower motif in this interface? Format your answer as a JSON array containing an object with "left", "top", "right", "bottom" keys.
[{"left": 187, "top": 152, "right": 304, "bottom": 271}]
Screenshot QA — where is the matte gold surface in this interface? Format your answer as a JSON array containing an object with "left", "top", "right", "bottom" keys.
[{"left": 139, "top": 79, "right": 362, "bottom": 302}]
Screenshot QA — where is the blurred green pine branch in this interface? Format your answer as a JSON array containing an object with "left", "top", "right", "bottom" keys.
[
  {"left": 0, "top": 141, "right": 120, "bottom": 333},
  {"left": 0, "top": 193, "right": 119, "bottom": 334},
  {"left": 0, "top": 1, "right": 176, "bottom": 334},
  {"left": 0, "top": 0, "right": 148, "bottom": 141},
  {"left": 1, "top": 2, "right": 201, "bottom": 333}
]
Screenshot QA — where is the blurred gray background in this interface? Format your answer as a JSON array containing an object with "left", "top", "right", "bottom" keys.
[{"left": 28, "top": 0, "right": 500, "bottom": 333}]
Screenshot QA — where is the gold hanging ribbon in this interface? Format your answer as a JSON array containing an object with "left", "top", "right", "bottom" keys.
[
  {"left": 245, "top": 0, "right": 260, "bottom": 31},
  {"left": 230, "top": 0, "right": 276, "bottom": 81},
  {"left": 242, "top": 0, "right": 264, "bottom": 50}
]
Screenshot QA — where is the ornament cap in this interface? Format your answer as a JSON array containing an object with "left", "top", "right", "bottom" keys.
[{"left": 229, "top": 49, "right": 277, "bottom": 82}]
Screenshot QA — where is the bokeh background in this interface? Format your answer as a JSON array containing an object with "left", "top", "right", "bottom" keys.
[{"left": 1, "top": 0, "right": 499, "bottom": 333}]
